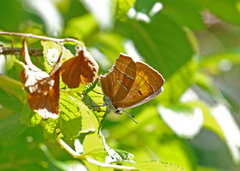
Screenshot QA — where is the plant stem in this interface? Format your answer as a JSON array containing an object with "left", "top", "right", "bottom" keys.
[
  {"left": 56, "top": 137, "right": 138, "bottom": 171},
  {"left": 56, "top": 137, "right": 81, "bottom": 158},
  {"left": 85, "top": 157, "right": 138, "bottom": 170},
  {"left": 0, "top": 47, "right": 43, "bottom": 56},
  {"left": 0, "top": 31, "right": 82, "bottom": 45}
]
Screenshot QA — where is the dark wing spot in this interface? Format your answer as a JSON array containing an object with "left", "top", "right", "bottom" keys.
[{"left": 138, "top": 89, "right": 143, "bottom": 96}]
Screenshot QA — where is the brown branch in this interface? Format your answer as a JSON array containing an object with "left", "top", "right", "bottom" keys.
[
  {"left": 0, "top": 31, "right": 83, "bottom": 56},
  {"left": 0, "top": 46, "right": 43, "bottom": 56},
  {"left": 0, "top": 31, "right": 82, "bottom": 45}
]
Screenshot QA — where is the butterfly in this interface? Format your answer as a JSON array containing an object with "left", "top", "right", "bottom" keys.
[{"left": 100, "top": 54, "right": 165, "bottom": 123}]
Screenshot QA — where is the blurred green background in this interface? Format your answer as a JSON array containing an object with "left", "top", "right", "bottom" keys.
[{"left": 1, "top": 0, "right": 240, "bottom": 171}]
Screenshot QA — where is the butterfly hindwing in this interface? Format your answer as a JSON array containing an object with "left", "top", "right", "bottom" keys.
[
  {"left": 101, "top": 54, "right": 136, "bottom": 103},
  {"left": 114, "top": 60, "right": 164, "bottom": 108}
]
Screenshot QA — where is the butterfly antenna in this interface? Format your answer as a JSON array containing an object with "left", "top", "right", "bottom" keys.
[{"left": 122, "top": 110, "right": 139, "bottom": 124}]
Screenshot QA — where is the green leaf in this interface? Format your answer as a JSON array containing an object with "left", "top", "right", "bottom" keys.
[
  {"left": 0, "top": 125, "right": 48, "bottom": 170},
  {"left": 13, "top": 59, "right": 25, "bottom": 74},
  {"left": 108, "top": 106, "right": 162, "bottom": 140},
  {"left": 59, "top": 91, "right": 97, "bottom": 138},
  {"left": 63, "top": 0, "right": 87, "bottom": 22},
  {"left": 196, "top": 166, "right": 223, "bottom": 171},
  {"left": 79, "top": 100, "right": 96, "bottom": 133},
  {"left": 43, "top": 118, "right": 60, "bottom": 142},
  {"left": 184, "top": 27, "right": 200, "bottom": 54},
  {"left": 43, "top": 87, "right": 104, "bottom": 141},
  {"left": 92, "top": 32, "right": 125, "bottom": 69},
  {"left": 115, "top": 0, "right": 136, "bottom": 20},
  {"left": 0, "top": 74, "right": 27, "bottom": 103},
  {"left": 81, "top": 82, "right": 106, "bottom": 129},
  {"left": 158, "top": 58, "right": 198, "bottom": 104},
  {"left": 39, "top": 143, "right": 87, "bottom": 171},
  {"left": 194, "top": 101, "right": 224, "bottom": 140},
  {"left": 82, "top": 94, "right": 101, "bottom": 113},
  {"left": 210, "top": 104, "right": 240, "bottom": 164},
  {"left": 83, "top": 131, "right": 105, "bottom": 155},
  {"left": 157, "top": 102, "right": 204, "bottom": 139},
  {"left": 222, "top": 90, "right": 240, "bottom": 114},
  {"left": 102, "top": 132, "right": 135, "bottom": 163},
  {"left": 195, "top": 71, "right": 224, "bottom": 102},
  {"left": 82, "top": 131, "right": 109, "bottom": 170},
  {"left": 86, "top": 86, "right": 107, "bottom": 129},
  {"left": 182, "top": 88, "right": 240, "bottom": 165},
  {"left": 158, "top": 0, "right": 205, "bottom": 29},
  {"left": 4, "top": 55, "right": 23, "bottom": 81},
  {"left": 82, "top": 131, "right": 108, "bottom": 171},
  {"left": 0, "top": 0, "right": 34, "bottom": 32},
  {"left": 136, "top": 0, "right": 205, "bottom": 29},
  {"left": 0, "top": 87, "right": 23, "bottom": 111},
  {"left": 107, "top": 106, "right": 197, "bottom": 171},
  {"left": 59, "top": 93, "right": 82, "bottom": 139},
  {"left": 0, "top": 113, "right": 27, "bottom": 140},
  {"left": 39, "top": 144, "right": 64, "bottom": 171},
  {"left": 134, "top": 161, "right": 185, "bottom": 171},
  {"left": 115, "top": 12, "right": 194, "bottom": 79},
  {"left": 105, "top": 148, "right": 135, "bottom": 164},
  {"left": 41, "top": 41, "right": 74, "bottom": 73},
  {"left": 110, "top": 149, "right": 134, "bottom": 162},
  {"left": 200, "top": 50, "right": 240, "bottom": 75},
  {"left": 111, "top": 161, "right": 185, "bottom": 171},
  {"left": 64, "top": 13, "right": 99, "bottom": 43},
  {"left": 134, "top": 0, "right": 157, "bottom": 14},
  {"left": 20, "top": 103, "right": 42, "bottom": 127},
  {"left": 81, "top": 0, "right": 114, "bottom": 31}
]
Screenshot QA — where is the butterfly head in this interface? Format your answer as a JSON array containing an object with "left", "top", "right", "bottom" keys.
[{"left": 103, "top": 94, "right": 138, "bottom": 123}]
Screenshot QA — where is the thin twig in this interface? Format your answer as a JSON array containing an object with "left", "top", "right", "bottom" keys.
[
  {"left": 85, "top": 157, "right": 138, "bottom": 170},
  {"left": 0, "top": 31, "right": 82, "bottom": 56},
  {"left": 0, "top": 31, "right": 82, "bottom": 45},
  {"left": 0, "top": 47, "right": 43, "bottom": 56},
  {"left": 56, "top": 137, "right": 138, "bottom": 170},
  {"left": 56, "top": 137, "right": 81, "bottom": 158}
]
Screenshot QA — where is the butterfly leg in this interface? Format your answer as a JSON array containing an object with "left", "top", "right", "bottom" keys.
[{"left": 92, "top": 90, "right": 103, "bottom": 95}]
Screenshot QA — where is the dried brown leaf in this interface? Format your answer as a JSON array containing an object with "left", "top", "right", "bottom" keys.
[
  {"left": 20, "top": 39, "right": 60, "bottom": 119},
  {"left": 60, "top": 46, "right": 99, "bottom": 88}
]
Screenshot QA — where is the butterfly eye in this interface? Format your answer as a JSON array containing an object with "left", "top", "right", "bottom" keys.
[{"left": 115, "top": 109, "right": 122, "bottom": 114}]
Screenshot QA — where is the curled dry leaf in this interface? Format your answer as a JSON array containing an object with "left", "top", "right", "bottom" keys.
[
  {"left": 19, "top": 39, "right": 60, "bottom": 119},
  {"left": 60, "top": 45, "right": 99, "bottom": 88}
]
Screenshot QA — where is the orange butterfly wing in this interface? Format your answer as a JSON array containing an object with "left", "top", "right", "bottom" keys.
[{"left": 101, "top": 54, "right": 164, "bottom": 109}]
